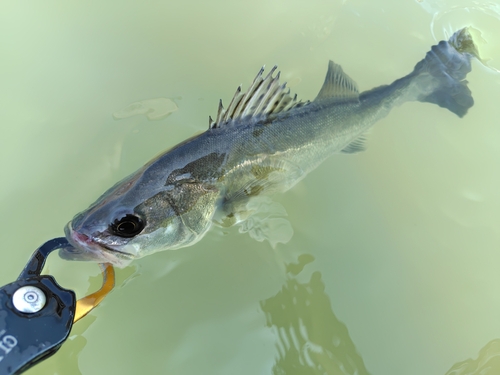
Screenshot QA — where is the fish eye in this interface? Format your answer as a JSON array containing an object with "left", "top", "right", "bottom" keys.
[{"left": 110, "top": 214, "right": 145, "bottom": 238}]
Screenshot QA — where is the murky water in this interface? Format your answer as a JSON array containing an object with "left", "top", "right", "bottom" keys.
[{"left": 1, "top": 1, "right": 500, "bottom": 374}]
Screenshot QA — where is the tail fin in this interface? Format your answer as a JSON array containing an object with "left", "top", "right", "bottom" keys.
[{"left": 411, "top": 28, "right": 478, "bottom": 117}]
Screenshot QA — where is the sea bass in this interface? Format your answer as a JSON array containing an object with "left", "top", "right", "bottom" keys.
[{"left": 62, "top": 29, "right": 478, "bottom": 267}]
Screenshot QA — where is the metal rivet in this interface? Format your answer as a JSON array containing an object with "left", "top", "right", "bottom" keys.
[{"left": 12, "top": 286, "right": 46, "bottom": 313}]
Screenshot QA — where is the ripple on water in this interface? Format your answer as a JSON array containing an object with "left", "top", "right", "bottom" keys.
[{"left": 427, "top": 4, "right": 500, "bottom": 73}]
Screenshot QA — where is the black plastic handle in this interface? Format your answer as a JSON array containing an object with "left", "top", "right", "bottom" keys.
[
  {"left": 17, "top": 237, "right": 71, "bottom": 280},
  {"left": 0, "top": 238, "right": 76, "bottom": 375}
]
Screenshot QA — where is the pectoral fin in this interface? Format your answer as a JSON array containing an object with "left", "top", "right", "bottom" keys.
[
  {"left": 214, "top": 196, "right": 294, "bottom": 248},
  {"left": 340, "top": 136, "right": 367, "bottom": 154}
]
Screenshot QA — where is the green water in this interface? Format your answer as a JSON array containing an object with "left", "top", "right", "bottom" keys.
[{"left": 1, "top": 1, "right": 500, "bottom": 374}]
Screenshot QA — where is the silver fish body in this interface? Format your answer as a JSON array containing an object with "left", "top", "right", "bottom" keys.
[{"left": 63, "top": 29, "right": 478, "bottom": 267}]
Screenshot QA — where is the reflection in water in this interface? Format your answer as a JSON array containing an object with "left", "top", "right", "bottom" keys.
[
  {"left": 261, "top": 254, "right": 500, "bottom": 375},
  {"left": 445, "top": 339, "right": 500, "bottom": 375},
  {"left": 261, "top": 254, "right": 370, "bottom": 375}
]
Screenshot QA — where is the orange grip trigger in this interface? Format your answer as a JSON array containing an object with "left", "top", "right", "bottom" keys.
[{"left": 74, "top": 263, "right": 115, "bottom": 323}]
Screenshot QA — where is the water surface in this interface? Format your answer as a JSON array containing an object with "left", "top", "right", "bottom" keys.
[{"left": 0, "top": 1, "right": 499, "bottom": 374}]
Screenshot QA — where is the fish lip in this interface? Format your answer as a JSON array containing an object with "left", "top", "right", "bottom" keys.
[{"left": 64, "top": 223, "right": 133, "bottom": 266}]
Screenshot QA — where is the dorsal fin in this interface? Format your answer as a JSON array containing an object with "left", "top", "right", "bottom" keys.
[
  {"left": 315, "top": 60, "right": 359, "bottom": 102},
  {"left": 209, "top": 66, "right": 309, "bottom": 129}
]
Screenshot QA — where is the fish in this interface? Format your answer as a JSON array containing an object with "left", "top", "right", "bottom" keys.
[{"left": 61, "top": 28, "right": 479, "bottom": 267}]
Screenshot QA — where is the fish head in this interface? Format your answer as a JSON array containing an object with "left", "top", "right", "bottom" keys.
[{"left": 62, "top": 170, "right": 220, "bottom": 267}]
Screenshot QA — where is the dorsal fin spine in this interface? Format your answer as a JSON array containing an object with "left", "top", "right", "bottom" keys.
[
  {"left": 264, "top": 80, "right": 286, "bottom": 114},
  {"left": 243, "top": 66, "right": 278, "bottom": 116},
  {"left": 254, "top": 73, "right": 281, "bottom": 115},
  {"left": 263, "top": 65, "right": 278, "bottom": 81},
  {"left": 265, "top": 83, "right": 287, "bottom": 114},
  {"left": 225, "top": 66, "right": 265, "bottom": 125},
  {"left": 224, "top": 86, "right": 243, "bottom": 124},
  {"left": 242, "top": 82, "right": 265, "bottom": 117},
  {"left": 217, "top": 99, "right": 224, "bottom": 117},
  {"left": 275, "top": 91, "right": 292, "bottom": 113},
  {"left": 239, "top": 72, "right": 265, "bottom": 118},
  {"left": 226, "top": 86, "right": 242, "bottom": 112}
]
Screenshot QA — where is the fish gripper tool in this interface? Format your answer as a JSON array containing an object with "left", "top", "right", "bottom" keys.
[{"left": 0, "top": 237, "right": 114, "bottom": 374}]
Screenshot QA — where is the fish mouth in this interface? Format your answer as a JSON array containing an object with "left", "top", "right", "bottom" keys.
[{"left": 62, "top": 223, "right": 133, "bottom": 267}]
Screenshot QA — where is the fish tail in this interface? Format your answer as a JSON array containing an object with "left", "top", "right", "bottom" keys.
[{"left": 409, "top": 28, "right": 479, "bottom": 117}]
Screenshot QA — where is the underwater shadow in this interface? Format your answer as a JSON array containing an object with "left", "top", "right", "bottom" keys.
[
  {"left": 261, "top": 254, "right": 500, "bottom": 375},
  {"left": 260, "top": 253, "right": 371, "bottom": 375}
]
